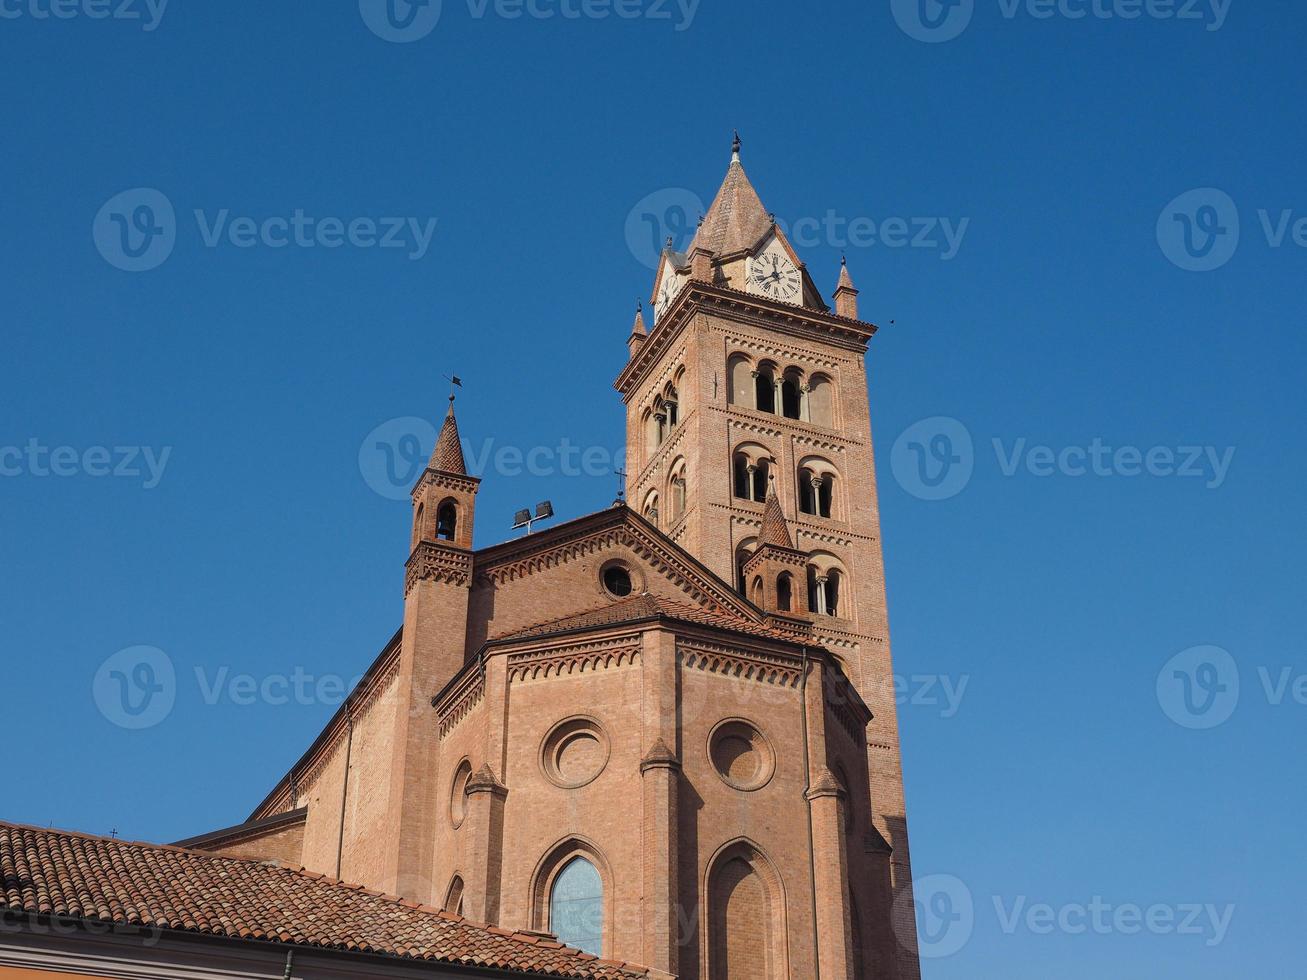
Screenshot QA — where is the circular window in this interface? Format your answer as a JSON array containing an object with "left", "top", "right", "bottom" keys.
[
  {"left": 601, "top": 563, "right": 634, "bottom": 598},
  {"left": 541, "top": 717, "right": 610, "bottom": 789},
  {"left": 449, "top": 759, "right": 472, "bottom": 828},
  {"left": 709, "top": 719, "right": 775, "bottom": 792}
]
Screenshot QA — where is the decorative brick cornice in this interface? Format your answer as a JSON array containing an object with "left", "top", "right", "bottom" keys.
[
  {"left": 718, "top": 328, "right": 849, "bottom": 372},
  {"left": 405, "top": 541, "right": 472, "bottom": 595},
  {"left": 506, "top": 636, "right": 641, "bottom": 684},
  {"left": 434, "top": 667, "right": 485, "bottom": 739},
  {"left": 677, "top": 639, "right": 803, "bottom": 688},
  {"left": 616, "top": 283, "right": 875, "bottom": 397},
  {"left": 411, "top": 468, "right": 480, "bottom": 500}
]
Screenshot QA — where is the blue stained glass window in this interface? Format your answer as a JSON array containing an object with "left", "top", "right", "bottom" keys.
[{"left": 550, "top": 857, "right": 603, "bottom": 955}]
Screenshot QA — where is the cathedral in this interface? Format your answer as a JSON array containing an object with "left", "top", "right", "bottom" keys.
[{"left": 179, "top": 139, "right": 923, "bottom": 980}]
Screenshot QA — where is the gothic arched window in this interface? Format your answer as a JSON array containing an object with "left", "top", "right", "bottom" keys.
[
  {"left": 550, "top": 857, "right": 603, "bottom": 956},
  {"left": 444, "top": 875, "right": 465, "bottom": 915}
]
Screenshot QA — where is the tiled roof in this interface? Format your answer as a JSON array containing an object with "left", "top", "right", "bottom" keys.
[
  {"left": 430, "top": 402, "right": 467, "bottom": 475},
  {"left": 491, "top": 593, "right": 800, "bottom": 645},
  {"left": 0, "top": 821, "right": 649, "bottom": 979}
]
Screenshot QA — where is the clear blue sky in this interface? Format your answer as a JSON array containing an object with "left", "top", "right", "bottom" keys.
[{"left": 1, "top": 2, "right": 1302, "bottom": 977}]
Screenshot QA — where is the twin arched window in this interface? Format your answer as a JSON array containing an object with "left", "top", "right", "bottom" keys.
[
  {"left": 732, "top": 449, "right": 771, "bottom": 503},
  {"left": 806, "top": 565, "right": 844, "bottom": 617},
  {"left": 798, "top": 465, "right": 837, "bottom": 520},
  {"left": 727, "top": 354, "right": 835, "bottom": 428},
  {"left": 642, "top": 371, "right": 688, "bottom": 460}
]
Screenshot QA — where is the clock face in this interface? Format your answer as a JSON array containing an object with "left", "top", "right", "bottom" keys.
[{"left": 749, "top": 251, "right": 801, "bottom": 302}]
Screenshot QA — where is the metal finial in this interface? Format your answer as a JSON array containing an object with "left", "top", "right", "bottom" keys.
[
  {"left": 841, "top": 254, "right": 848, "bottom": 266},
  {"left": 731, "top": 130, "right": 741, "bottom": 161},
  {"left": 665, "top": 235, "right": 673, "bottom": 249}
]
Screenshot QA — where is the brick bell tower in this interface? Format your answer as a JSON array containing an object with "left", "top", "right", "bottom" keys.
[
  {"left": 384, "top": 397, "right": 480, "bottom": 899},
  {"left": 618, "top": 136, "right": 923, "bottom": 978}
]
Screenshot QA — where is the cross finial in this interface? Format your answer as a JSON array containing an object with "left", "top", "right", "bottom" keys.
[
  {"left": 731, "top": 130, "right": 741, "bottom": 162},
  {"left": 615, "top": 466, "right": 628, "bottom": 503}
]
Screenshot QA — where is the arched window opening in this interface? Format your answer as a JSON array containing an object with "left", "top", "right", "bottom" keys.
[
  {"left": 436, "top": 501, "right": 458, "bottom": 542},
  {"left": 754, "top": 368, "right": 776, "bottom": 414},
  {"left": 751, "top": 576, "right": 764, "bottom": 606},
  {"left": 798, "top": 469, "right": 817, "bottom": 515},
  {"left": 825, "top": 569, "right": 842, "bottom": 618},
  {"left": 806, "top": 566, "right": 820, "bottom": 614},
  {"left": 669, "top": 468, "right": 687, "bottom": 522},
  {"left": 808, "top": 375, "right": 834, "bottom": 428},
  {"left": 818, "top": 476, "right": 834, "bottom": 519},
  {"left": 728, "top": 355, "right": 753, "bottom": 407},
  {"left": 664, "top": 385, "right": 679, "bottom": 428},
  {"left": 751, "top": 459, "right": 770, "bottom": 503},
  {"left": 735, "top": 542, "right": 757, "bottom": 596},
  {"left": 444, "top": 876, "right": 465, "bottom": 916},
  {"left": 733, "top": 453, "right": 751, "bottom": 500},
  {"left": 550, "top": 857, "right": 603, "bottom": 957},
  {"left": 781, "top": 376, "right": 802, "bottom": 420},
  {"left": 643, "top": 492, "right": 660, "bottom": 527},
  {"left": 644, "top": 410, "right": 660, "bottom": 457},
  {"left": 413, "top": 503, "right": 425, "bottom": 545},
  {"left": 776, "top": 573, "right": 793, "bottom": 612}
]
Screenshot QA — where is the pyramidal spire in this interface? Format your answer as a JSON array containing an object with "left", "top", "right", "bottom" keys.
[
  {"left": 429, "top": 398, "right": 467, "bottom": 475},
  {"left": 834, "top": 254, "right": 860, "bottom": 319},
  {"left": 688, "top": 130, "right": 773, "bottom": 259},
  {"left": 760, "top": 479, "right": 795, "bottom": 549},
  {"left": 631, "top": 300, "right": 647, "bottom": 337}
]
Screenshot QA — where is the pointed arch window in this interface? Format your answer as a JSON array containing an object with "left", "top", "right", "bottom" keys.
[
  {"left": 444, "top": 875, "right": 465, "bottom": 916},
  {"left": 550, "top": 857, "right": 603, "bottom": 956}
]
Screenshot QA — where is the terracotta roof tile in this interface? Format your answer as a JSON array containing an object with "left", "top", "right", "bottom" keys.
[
  {"left": 689, "top": 158, "right": 773, "bottom": 258},
  {"left": 0, "top": 821, "right": 647, "bottom": 979},
  {"left": 760, "top": 485, "right": 794, "bottom": 549}
]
